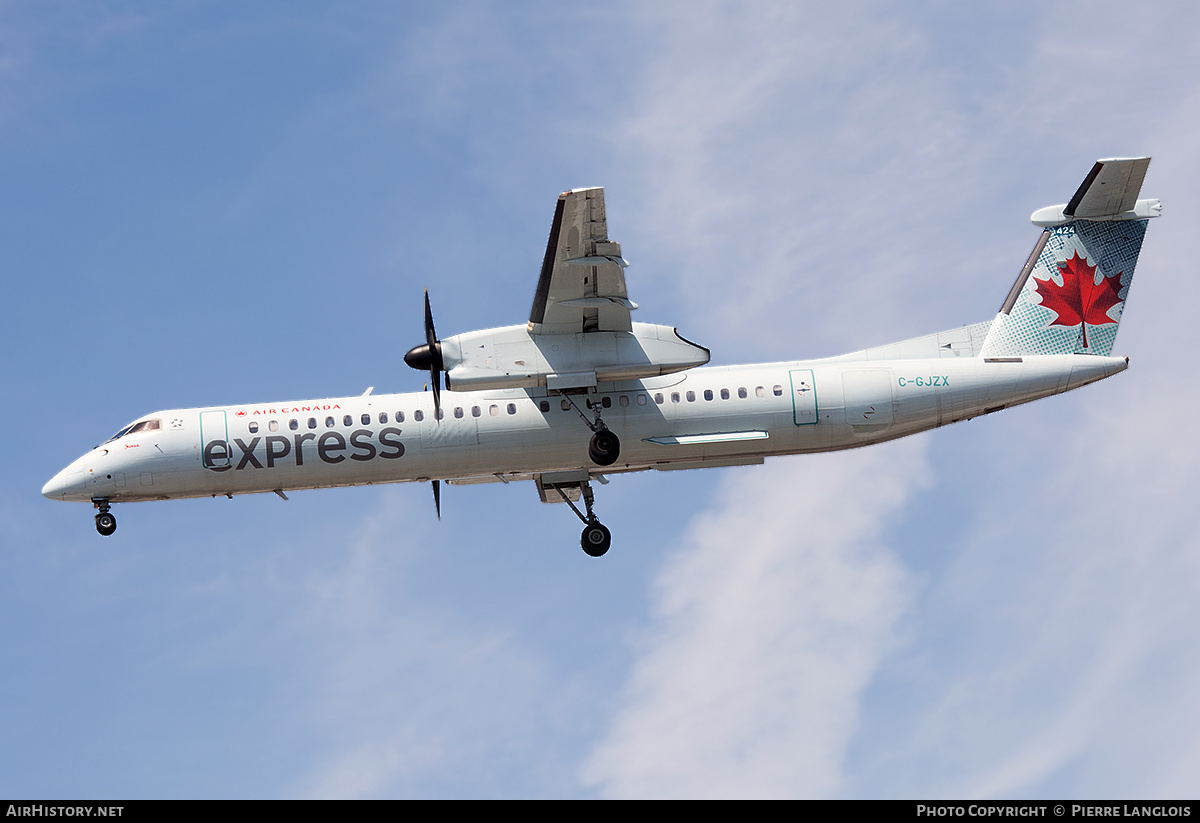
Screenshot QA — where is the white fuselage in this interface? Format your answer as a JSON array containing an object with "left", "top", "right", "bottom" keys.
[{"left": 42, "top": 353, "right": 1127, "bottom": 505}]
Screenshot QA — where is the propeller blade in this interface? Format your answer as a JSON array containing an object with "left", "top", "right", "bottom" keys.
[
  {"left": 424, "top": 289, "right": 438, "bottom": 353},
  {"left": 432, "top": 479, "right": 441, "bottom": 520},
  {"left": 424, "top": 289, "right": 443, "bottom": 420}
]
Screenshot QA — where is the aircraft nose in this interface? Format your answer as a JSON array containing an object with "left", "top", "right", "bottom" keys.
[
  {"left": 42, "top": 470, "right": 68, "bottom": 500},
  {"left": 42, "top": 462, "right": 87, "bottom": 501}
]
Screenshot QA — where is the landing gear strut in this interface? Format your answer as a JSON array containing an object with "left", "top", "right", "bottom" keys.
[
  {"left": 552, "top": 477, "right": 612, "bottom": 557},
  {"left": 93, "top": 498, "right": 116, "bottom": 537}
]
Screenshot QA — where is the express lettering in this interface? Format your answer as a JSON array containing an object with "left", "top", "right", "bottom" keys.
[{"left": 204, "top": 427, "right": 405, "bottom": 472}]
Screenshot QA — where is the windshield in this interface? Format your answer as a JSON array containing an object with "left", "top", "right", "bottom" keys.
[{"left": 106, "top": 419, "right": 161, "bottom": 443}]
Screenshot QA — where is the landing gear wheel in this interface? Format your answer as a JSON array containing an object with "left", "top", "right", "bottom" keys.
[
  {"left": 588, "top": 430, "right": 621, "bottom": 466},
  {"left": 581, "top": 521, "right": 611, "bottom": 557},
  {"left": 95, "top": 512, "right": 117, "bottom": 537}
]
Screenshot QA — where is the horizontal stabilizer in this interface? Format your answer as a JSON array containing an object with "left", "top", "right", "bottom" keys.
[{"left": 1032, "top": 158, "right": 1160, "bottom": 226}]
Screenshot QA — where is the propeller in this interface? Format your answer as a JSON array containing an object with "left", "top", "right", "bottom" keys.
[
  {"left": 403, "top": 289, "right": 444, "bottom": 420},
  {"left": 403, "top": 290, "right": 445, "bottom": 521}
]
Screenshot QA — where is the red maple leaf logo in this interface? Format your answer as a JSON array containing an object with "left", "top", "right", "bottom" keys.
[{"left": 1034, "top": 251, "right": 1124, "bottom": 348}]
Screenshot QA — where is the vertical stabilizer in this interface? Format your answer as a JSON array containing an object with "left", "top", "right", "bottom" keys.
[{"left": 980, "top": 158, "right": 1159, "bottom": 358}]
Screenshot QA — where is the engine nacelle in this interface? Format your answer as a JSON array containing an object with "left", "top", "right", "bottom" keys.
[{"left": 439, "top": 322, "right": 710, "bottom": 392}]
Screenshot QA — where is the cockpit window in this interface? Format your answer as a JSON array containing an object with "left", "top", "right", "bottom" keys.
[{"left": 106, "top": 419, "right": 161, "bottom": 442}]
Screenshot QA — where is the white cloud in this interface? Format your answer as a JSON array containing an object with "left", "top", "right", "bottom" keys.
[
  {"left": 609, "top": 4, "right": 997, "bottom": 360},
  {"left": 582, "top": 442, "right": 928, "bottom": 798},
  {"left": 285, "top": 495, "right": 565, "bottom": 799}
]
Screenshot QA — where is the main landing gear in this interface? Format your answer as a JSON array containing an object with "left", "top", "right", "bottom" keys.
[
  {"left": 559, "top": 389, "right": 621, "bottom": 467},
  {"left": 93, "top": 498, "right": 116, "bottom": 536},
  {"left": 560, "top": 479, "right": 611, "bottom": 557},
  {"left": 547, "top": 389, "right": 621, "bottom": 556},
  {"left": 543, "top": 474, "right": 612, "bottom": 557}
]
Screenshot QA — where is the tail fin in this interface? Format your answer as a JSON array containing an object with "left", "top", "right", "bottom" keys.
[{"left": 980, "top": 158, "right": 1160, "bottom": 358}]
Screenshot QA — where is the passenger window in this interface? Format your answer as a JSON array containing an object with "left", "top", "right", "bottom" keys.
[
  {"left": 249, "top": 422, "right": 259, "bottom": 434},
  {"left": 655, "top": 393, "right": 664, "bottom": 404},
  {"left": 686, "top": 391, "right": 695, "bottom": 402},
  {"left": 490, "top": 404, "right": 500, "bottom": 416},
  {"left": 380, "top": 412, "right": 388, "bottom": 424},
  {"left": 671, "top": 392, "right": 680, "bottom": 403},
  {"left": 756, "top": 386, "right": 766, "bottom": 398},
  {"left": 435, "top": 408, "right": 444, "bottom": 420},
  {"left": 773, "top": 385, "right": 783, "bottom": 396},
  {"left": 415, "top": 410, "right": 424, "bottom": 422},
  {"left": 619, "top": 395, "right": 629, "bottom": 407},
  {"left": 289, "top": 419, "right": 299, "bottom": 431},
  {"left": 308, "top": 418, "right": 317, "bottom": 429},
  {"left": 738, "top": 387, "right": 748, "bottom": 399},
  {"left": 721, "top": 388, "right": 730, "bottom": 400},
  {"left": 507, "top": 403, "right": 517, "bottom": 415},
  {"left": 539, "top": 401, "right": 550, "bottom": 413},
  {"left": 453, "top": 407, "right": 463, "bottom": 419},
  {"left": 602, "top": 396, "right": 611, "bottom": 408},
  {"left": 361, "top": 413, "right": 371, "bottom": 426},
  {"left": 637, "top": 394, "right": 647, "bottom": 406},
  {"left": 269, "top": 420, "right": 279, "bottom": 432},
  {"left": 344, "top": 415, "right": 353, "bottom": 426},
  {"left": 396, "top": 411, "right": 405, "bottom": 423},
  {"left": 704, "top": 390, "right": 713, "bottom": 401},
  {"left": 471, "top": 406, "right": 481, "bottom": 418},
  {"left": 561, "top": 399, "right": 571, "bottom": 411},
  {"left": 326, "top": 416, "right": 335, "bottom": 428}
]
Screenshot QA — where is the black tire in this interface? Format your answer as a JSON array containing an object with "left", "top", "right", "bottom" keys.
[
  {"left": 95, "top": 512, "right": 117, "bottom": 537},
  {"left": 581, "top": 522, "right": 611, "bottom": 557},
  {"left": 588, "top": 430, "right": 620, "bottom": 466}
]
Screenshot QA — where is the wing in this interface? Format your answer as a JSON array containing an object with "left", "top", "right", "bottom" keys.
[{"left": 528, "top": 187, "right": 636, "bottom": 335}]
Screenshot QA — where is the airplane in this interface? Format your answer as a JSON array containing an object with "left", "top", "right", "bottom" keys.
[{"left": 43, "top": 158, "right": 1159, "bottom": 557}]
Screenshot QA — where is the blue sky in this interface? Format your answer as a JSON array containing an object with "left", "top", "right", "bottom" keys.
[{"left": 4, "top": 1, "right": 1200, "bottom": 798}]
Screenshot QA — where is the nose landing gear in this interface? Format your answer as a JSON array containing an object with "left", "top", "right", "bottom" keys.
[{"left": 93, "top": 498, "right": 116, "bottom": 536}]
